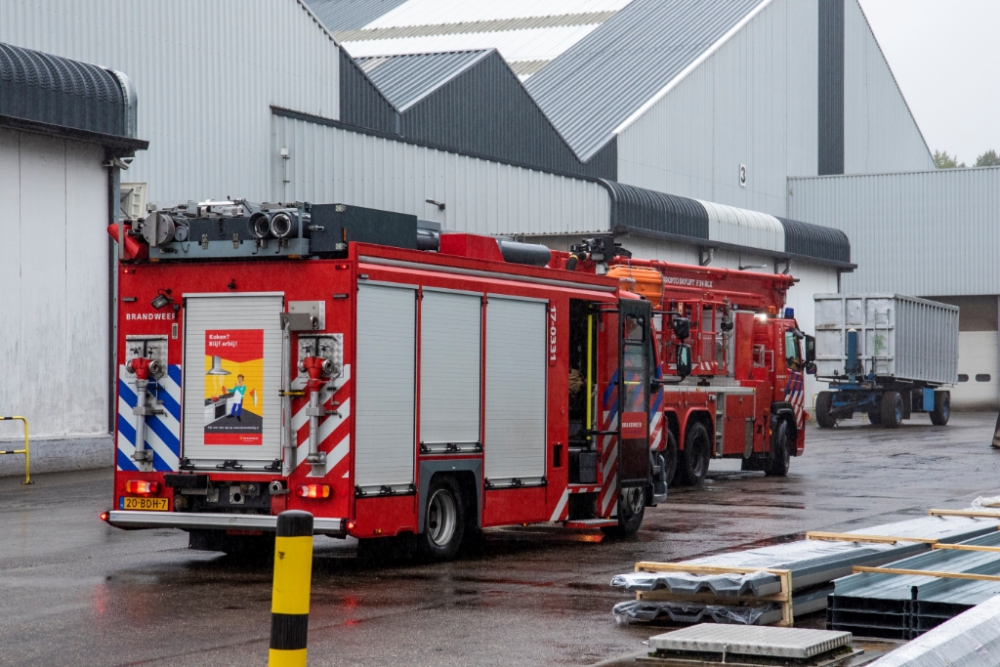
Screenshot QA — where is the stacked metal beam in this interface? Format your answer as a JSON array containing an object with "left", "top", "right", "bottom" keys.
[
  {"left": 612, "top": 516, "right": 1000, "bottom": 626},
  {"left": 828, "top": 531, "right": 1000, "bottom": 639}
]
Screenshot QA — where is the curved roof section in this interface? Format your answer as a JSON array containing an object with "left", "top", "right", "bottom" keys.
[
  {"left": 698, "top": 200, "right": 784, "bottom": 253},
  {"left": 778, "top": 217, "right": 851, "bottom": 264},
  {"left": 0, "top": 42, "right": 137, "bottom": 141},
  {"left": 601, "top": 180, "right": 852, "bottom": 266},
  {"left": 525, "top": 0, "right": 767, "bottom": 160},
  {"left": 600, "top": 179, "right": 709, "bottom": 240}
]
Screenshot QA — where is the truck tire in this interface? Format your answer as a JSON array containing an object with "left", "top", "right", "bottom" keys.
[
  {"left": 815, "top": 392, "right": 836, "bottom": 428},
  {"left": 602, "top": 486, "right": 645, "bottom": 538},
  {"left": 881, "top": 392, "right": 904, "bottom": 428},
  {"left": 416, "top": 476, "right": 465, "bottom": 562},
  {"left": 867, "top": 408, "right": 882, "bottom": 425},
  {"left": 766, "top": 420, "right": 791, "bottom": 477},
  {"left": 930, "top": 391, "right": 950, "bottom": 426},
  {"left": 678, "top": 422, "right": 710, "bottom": 486},
  {"left": 663, "top": 429, "right": 678, "bottom": 487}
]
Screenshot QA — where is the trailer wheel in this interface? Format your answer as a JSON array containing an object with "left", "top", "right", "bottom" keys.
[
  {"left": 930, "top": 391, "right": 950, "bottom": 426},
  {"left": 678, "top": 422, "right": 710, "bottom": 486},
  {"left": 815, "top": 392, "right": 836, "bottom": 428},
  {"left": 663, "top": 429, "right": 678, "bottom": 487},
  {"left": 416, "top": 476, "right": 465, "bottom": 562},
  {"left": 867, "top": 408, "right": 882, "bottom": 425},
  {"left": 602, "top": 486, "right": 645, "bottom": 538},
  {"left": 881, "top": 392, "right": 904, "bottom": 428},
  {"left": 766, "top": 420, "right": 791, "bottom": 477}
]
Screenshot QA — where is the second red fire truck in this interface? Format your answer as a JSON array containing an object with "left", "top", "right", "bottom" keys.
[{"left": 105, "top": 201, "right": 811, "bottom": 559}]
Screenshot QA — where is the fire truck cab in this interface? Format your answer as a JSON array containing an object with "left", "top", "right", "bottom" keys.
[
  {"left": 106, "top": 202, "right": 673, "bottom": 559},
  {"left": 605, "top": 257, "right": 812, "bottom": 486}
]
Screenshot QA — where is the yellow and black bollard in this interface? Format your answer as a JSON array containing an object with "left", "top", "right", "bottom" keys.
[{"left": 269, "top": 510, "right": 313, "bottom": 667}]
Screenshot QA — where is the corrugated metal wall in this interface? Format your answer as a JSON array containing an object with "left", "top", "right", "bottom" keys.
[
  {"left": 271, "top": 113, "right": 610, "bottom": 236},
  {"left": 788, "top": 168, "right": 1000, "bottom": 296},
  {"left": 0, "top": 0, "right": 341, "bottom": 202},
  {"left": 616, "top": 0, "right": 810, "bottom": 218},
  {"left": 0, "top": 129, "right": 110, "bottom": 441},
  {"left": 842, "top": 0, "right": 934, "bottom": 173}
]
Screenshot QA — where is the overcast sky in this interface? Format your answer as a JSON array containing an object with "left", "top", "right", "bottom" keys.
[{"left": 858, "top": 0, "right": 1000, "bottom": 164}]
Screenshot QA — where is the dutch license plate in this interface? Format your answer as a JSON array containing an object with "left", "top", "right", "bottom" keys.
[{"left": 120, "top": 496, "right": 170, "bottom": 511}]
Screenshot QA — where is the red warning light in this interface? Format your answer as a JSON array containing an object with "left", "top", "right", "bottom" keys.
[{"left": 124, "top": 480, "right": 160, "bottom": 495}]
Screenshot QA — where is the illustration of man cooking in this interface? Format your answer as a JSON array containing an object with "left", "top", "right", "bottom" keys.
[{"left": 225, "top": 374, "right": 256, "bottom": 422}]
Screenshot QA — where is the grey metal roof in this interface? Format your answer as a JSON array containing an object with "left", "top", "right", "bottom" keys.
[
  {"left": 525, "top": 0, "right": 766, "bottom": 160},
  {"left": 303, "top": 0, "right": 408, "bottom": 32},
  {"left": 334, "top": 11, "right": 618, "bottom": 42},
  {"left": 0, "top": 41, "right": 143, "bottom": 147},
  {"left": 358, "top": 50, "right": 491, "bottom": 111}
]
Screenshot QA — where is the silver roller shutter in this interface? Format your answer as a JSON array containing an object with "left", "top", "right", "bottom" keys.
[
  {"left": 484, "top": 296, "right": 547, "bottom": 482},
  {"left": 420, "top": 290, "right": 482, "bottom": 452},
  {"left": 355, "top": 283, "right": 417, "bottom": 489},
  {"left": 182, "top": 294, "right": 284, "bottom": 465}
]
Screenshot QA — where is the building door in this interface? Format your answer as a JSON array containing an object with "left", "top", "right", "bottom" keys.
[{"left": 952, "top": 331, "right": 999, "bottom": 410}]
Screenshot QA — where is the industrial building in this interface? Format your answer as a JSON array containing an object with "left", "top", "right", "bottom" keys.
[
  {"left": 0, "top": 42, "right": 146, "bottom": 474},
  {"left": 1, "top": 0, "right": 983, "bottom": 473}
]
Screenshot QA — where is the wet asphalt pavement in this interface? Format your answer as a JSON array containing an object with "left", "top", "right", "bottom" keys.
[{"left": 3, "top": 412, "right": 1000, "bottom": 667}]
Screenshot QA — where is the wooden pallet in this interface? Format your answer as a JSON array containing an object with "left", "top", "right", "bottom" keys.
[{"left": 632, "top": 562, "right": 794, "bottom": 627}]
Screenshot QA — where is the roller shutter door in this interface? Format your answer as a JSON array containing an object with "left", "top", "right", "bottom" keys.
[
  {"left": 182, "top": 294, "right": 283, "bottom": 465},
  {"left": 484, "top": 297, "right": 547, "bottom": 483},
  {"left": 355, "top": 283, "right": 416, "bottom": 489},
  {"left": 951, "top": 331, "right": 999, "bottom": 410},
  {"left": 420, "top": 290, "right": 481, "bottom": 451}
]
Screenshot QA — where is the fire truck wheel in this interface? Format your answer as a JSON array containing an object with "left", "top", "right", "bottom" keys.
[
  {"left": 602, "top": 486, "right": 645, "bottom": 538},
  {"left": 930, "top": 391, "right": 950, "bottom": 426},
  {"left": 663, "top": 430, "right": 678, "bottom": 487},
  {"left": 815, "top": 392, "right": 836, "bottom": 428},
  {"left": 766, "top": 419, "right": 791, "bottom": 477},
  {"left": 679, "top": 422, "right": 710, "bottom": 486},
  {"left": 417, "top": 476, "right": 466, "bottom": 561},
  {"left": 881, "top": 392, "right": 904, "bottom": 428}
]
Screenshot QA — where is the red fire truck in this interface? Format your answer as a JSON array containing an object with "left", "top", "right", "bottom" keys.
[
  {"left": 602, "top": 253, "right": 814, "bottom": 486},
  {"left": 104, "top": 202, "right": 677, "bottom": 559}
]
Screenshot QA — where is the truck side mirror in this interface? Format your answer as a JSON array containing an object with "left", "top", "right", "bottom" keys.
[
  {"left": 671, "top": 316, "right": 691, "bottom": 341},
  {"left": 805, "top": 334, "right": 816, "bottom": 362},
  {"left": 806, "top": 361, "right": 817, "bottom": 375},
  {"left": 676, "top": 344, "right": 693, "bottom": 377}
]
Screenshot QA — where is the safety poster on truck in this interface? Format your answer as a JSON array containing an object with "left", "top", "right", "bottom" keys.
[{"left": 203, "top": 329, "right": 264, "bottom": 445}]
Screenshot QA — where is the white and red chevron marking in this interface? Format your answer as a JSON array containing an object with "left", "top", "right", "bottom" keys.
[
  {"left": 599, "top": 411, "right": 619, "bottom": 517},
  {"left": 290, "top": 364, "right": 352, "bottom": 478},
  {"left": 649, "top": 409, "right": 664, "bottom": 451},
  {"left": 550, "top": 485, "right": 603, "bottom": 522}
]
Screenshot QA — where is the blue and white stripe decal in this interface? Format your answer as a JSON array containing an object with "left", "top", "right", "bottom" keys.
[{"left": 116, "top": 365, "right": 182, "bottom": 472}]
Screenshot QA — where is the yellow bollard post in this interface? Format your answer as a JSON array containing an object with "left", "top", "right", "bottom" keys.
[
  {"left": 0, "top": 416, "right": 31, "bottom": 484},
  {"left": 269, "top": 510, "right": 313, "bottom": 667}
]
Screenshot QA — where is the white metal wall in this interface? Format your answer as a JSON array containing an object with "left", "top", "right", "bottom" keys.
[
  {"left": 0, "top": 0, "right": 340, "bottom": 202},
  {"left": 0, "top": 129, "right": 110, "bottom": 441},
  {"left": 616, "top": 0, "right": 815, "bottom": 218},
  {"left": 843, "top": 0, "right": 934, "bottom": 174},
  {"left": 272, "top": 114, "right": 610, "bottom": 235},
  {"left": 788, "top": 168, "right": 1000, "bottom": 296}
]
